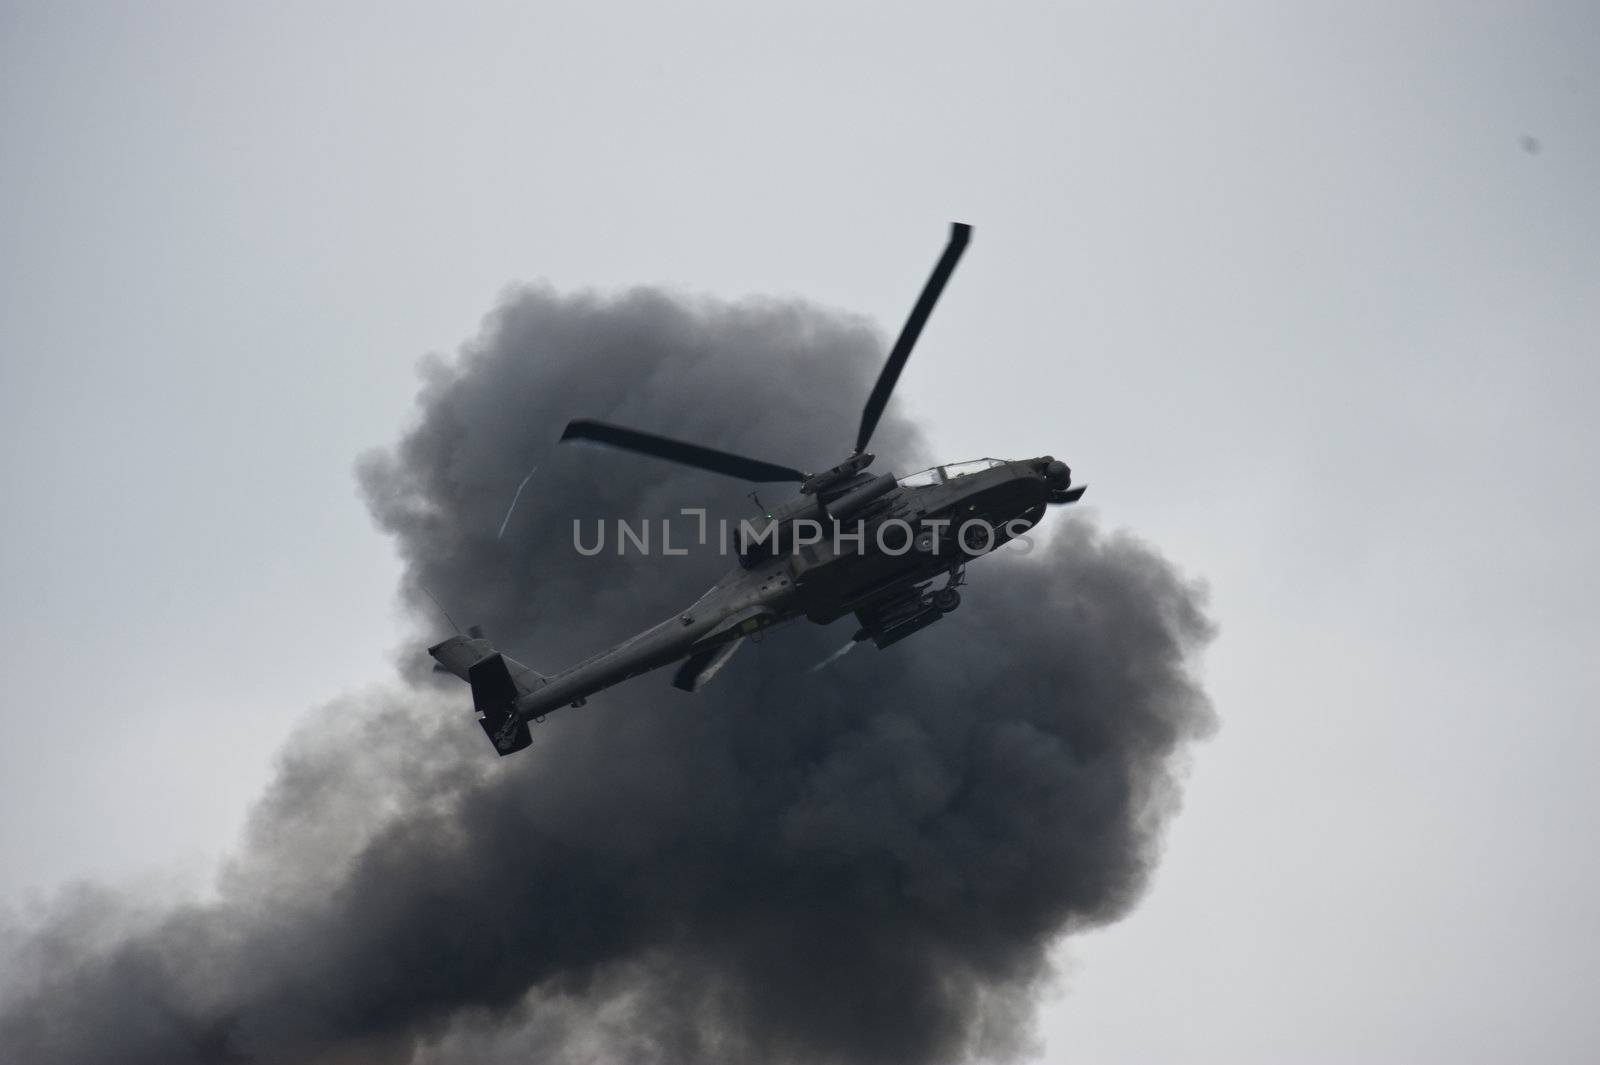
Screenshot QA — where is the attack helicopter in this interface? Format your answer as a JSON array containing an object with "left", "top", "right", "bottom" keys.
[{"left": 430, "top": 223, "right": 1086, "bottom": 756}]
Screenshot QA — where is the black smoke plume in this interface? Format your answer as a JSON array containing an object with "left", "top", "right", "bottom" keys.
[{"left": 0, "top": 286, "right": 1215, "bottom": 1064}]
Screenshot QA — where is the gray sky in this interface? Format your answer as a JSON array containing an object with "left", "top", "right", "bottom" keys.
[{"left": 1, "top": 2, "right": 1596, "bottom": 1062}]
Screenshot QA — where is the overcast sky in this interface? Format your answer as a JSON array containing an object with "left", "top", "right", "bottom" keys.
[{"left": 2, "top": 3, "right": 1596, "bottom": 1062}]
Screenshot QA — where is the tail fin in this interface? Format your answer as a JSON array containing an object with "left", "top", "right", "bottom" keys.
[
  {"left": 429, "top": 632, "right": 541, "bottom": 757},
  {"left": 468, "top": 653, "right": 533, "bottom": 755}
]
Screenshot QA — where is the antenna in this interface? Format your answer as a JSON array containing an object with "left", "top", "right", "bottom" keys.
[{"left": 418, "top": 585, "right": 461, "bottom": 635}]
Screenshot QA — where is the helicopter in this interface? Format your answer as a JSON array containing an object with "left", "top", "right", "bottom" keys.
[{"left": 430, "top": 223, "right": 1086, "bottom": 756}]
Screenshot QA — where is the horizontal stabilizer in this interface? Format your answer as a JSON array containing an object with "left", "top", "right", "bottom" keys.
[
  {"left": 430, "top": 632, "right": 545, "bottom": 686},
  {"left": 428, "top": 633, "right": 495, "bottom": 680}
]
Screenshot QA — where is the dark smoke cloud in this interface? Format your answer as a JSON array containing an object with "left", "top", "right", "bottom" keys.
[{"left": 0, "top": 286, "right": 1215, "bottom": 1064}]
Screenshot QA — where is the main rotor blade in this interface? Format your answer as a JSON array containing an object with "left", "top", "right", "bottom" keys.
[
  {"left": 560, "top": 419, "right": 806, "bottom": 483},
  {"left": 855, "top": 222, "right": 972, "bottom": 454}
]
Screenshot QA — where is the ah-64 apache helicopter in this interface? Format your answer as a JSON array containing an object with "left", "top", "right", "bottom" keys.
[{"left": 430, "top": 223, "right": 1086, "bottom": 756}]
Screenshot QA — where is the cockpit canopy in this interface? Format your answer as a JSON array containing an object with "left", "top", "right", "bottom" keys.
[{"left": 896, "top": 458, "right": 1006, "bottom": 488}]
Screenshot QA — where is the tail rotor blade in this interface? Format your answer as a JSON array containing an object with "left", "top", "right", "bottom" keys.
[
  {"left": 560, "top": 419, "right": 807, "bottom": 483},
  {"left": 856, "top": 222, "right": 971, "bottom": 454}
]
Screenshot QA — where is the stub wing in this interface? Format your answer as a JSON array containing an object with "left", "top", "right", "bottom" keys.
[
  {"left": 672, "top": 636, "right": 746, "bottom": 692},
  {"left": 852, "top": 586, "right": 943, "bottom": 649}
]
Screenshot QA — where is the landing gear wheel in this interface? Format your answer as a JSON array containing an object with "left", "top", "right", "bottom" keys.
[{"left": 931, "top": 587, "right": 961, "bottom": 613}]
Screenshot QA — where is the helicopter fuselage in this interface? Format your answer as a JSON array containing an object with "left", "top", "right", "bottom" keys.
[
  {"left": 426, "top": 222, "right": 1093, "bottom": 757},
  {"left": 496, "top": 455, "right": 1078, "bottom": 720}
]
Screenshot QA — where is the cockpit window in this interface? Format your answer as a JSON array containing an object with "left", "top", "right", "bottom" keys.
[
  {"left": 897, "top": 467, "right": 944, "bottom": 488},
  {"left": 941, "top": 458, "right": 1006, "bottom": 479},
  {"left": 898, "top": 459, "right": 1004, "bottom": 488}
]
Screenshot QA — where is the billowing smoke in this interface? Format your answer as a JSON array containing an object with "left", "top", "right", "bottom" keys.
[{"left": 0, "top": 286, "right": 1215, "bottom": 1064}]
